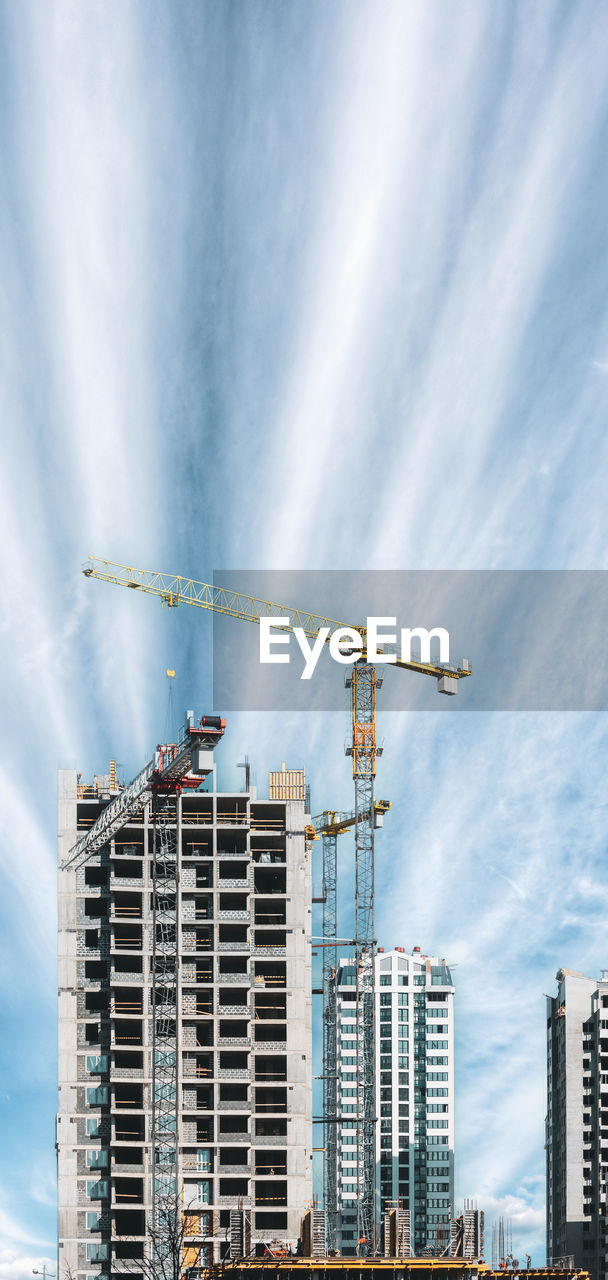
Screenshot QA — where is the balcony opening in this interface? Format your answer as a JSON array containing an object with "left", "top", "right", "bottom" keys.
[
  {"left": 253, "top": 869, "right": 286, "bottom": 893},
  {"left": 219, "top": 1083, "right": 248, "bottom": 1105},
  {"left": 112, "top": 988, "right": 143, "bottom": 1016},
  {"left": 255, "top": 1118, "right": 287, "bottom": 1137},
  {"left": 219, "top": 1051, "right": 248, "bottom": 1071},
  {"left": 111, "top": 859, "right": 142, "bottom": 880},
  {"left": 255, "top": 1153, "right": 287, "bottom": 1176},
  {"left": 220, "top": 1020, "right": 248, "bottom": 1040},
  {"left": 219, "top": 1114, "right": 249, "bottom": 1134},
  {"left": 113, "top": 1050, "right": 143, "bottom": 1070},
  {"left": 255, "top": 930, "right": 286, "bottom": 949},
  {"left": 255, "top": 1088, "right": 287, "bottom": 1113},
  {"left": 86, "top": 991, "right": 109, "bottom": 1013},
  {"left": 114, "top": 1019, "right": 143, "bottom": 1046},
  {"left": 112, "top": 924, "right": 142, "bottom": 951},
  {"left": 219, "top": 861, "right": 248, "bottom": 882},
  {"left": 250, "top": 804, "right": 284, "bottom": 832},
  {"left": 255, "top": 1179, "right": 287, "bottom": 1206},
  {"left": 219, "top": 1178, "right": 248, "bottom": 1197},
  {"left": 112, "top": 892, "right": 142, "bottom": 920},
  {"left": 219, "top": 924, "right": 248, "bottom": 945},
  {"left": 254, "top": 1056, "right": 286, "bottom": 1083},
  {"left": 254, "top": 962, "right": 286, "bottom": 987},
  {"left": 220, "top": 1147, "right": 248, "bottom": 1167},
  {"left": 84, "top": 898, "right": 106, "bottom": 919},
  {"left": 112, "top": 955, "right": 143, "bottom": 975},
  {"left": 255, "top": 994, "right": 286, "bottom": 1020},
  {"left": 254, "top": 1025, "right": 286, "bottom": 1044},
  {"left": 114, "top": 1178, "right": 143, "bottom": 1204},
  {"left": 113, "top": 1146, "right": 143, "bottom": 1166},
  {"left": 85, "top": 866, "right": 108, "bottom": 888},
  {"left": 220, "top": 892, "right": 248, "bottom": 912},
  {"left": 113, "top": 1115, "right": 145, "bottom": 1142},
  {"left": 113, "top": 1239, "right": 144, "bottom": 1257},
  {"left": 219, "top": 957, "right": 248, "bottom": 976},
  {"left": 254, "top": 1212, "right": 288, "bottom": 1232},
  {"left": 114, "top": 1083, "right": 143, "bottom": 1110},
  {"left": 254, "top": 900, "right": 286, "bottom": 926},
  {"left": 219, "top": 987, "right": 248, "bottom": 1008}
]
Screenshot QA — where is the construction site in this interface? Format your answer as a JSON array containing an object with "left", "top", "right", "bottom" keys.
[{"left": 56, "top": 560, "right": 587, "bottom": 1280}]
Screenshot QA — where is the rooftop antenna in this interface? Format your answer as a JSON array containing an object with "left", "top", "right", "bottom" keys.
[
  {"left": 237, "top": 755, "right": 251, "bottom": 792},
  {"left": 164, "top": 668, "right": 176, "bottom": 742}
]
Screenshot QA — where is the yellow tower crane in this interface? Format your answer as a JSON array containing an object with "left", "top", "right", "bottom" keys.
[{"left": 82, "top": 556, "right": 471, "bottom": 1251}]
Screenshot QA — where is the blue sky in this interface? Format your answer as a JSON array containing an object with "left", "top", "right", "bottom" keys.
[{"left": 2, "top": 0, "right": 608, "bottom": 1273}]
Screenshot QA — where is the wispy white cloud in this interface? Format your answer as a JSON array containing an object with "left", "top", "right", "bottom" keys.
[{"left": 2, "top": 0, "right": 608, "bottom": 1265}]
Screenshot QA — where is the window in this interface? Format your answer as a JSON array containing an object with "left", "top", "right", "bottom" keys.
[
  {"left": 87, "top": 1245, "right": 108, "bottom": 1263},
  {"left": 428, "top": 1088, "right": 448, "bottom": 1097},
  {"left": 86, "top": 1180, "right": 109, "bottom": 1198},
  {"left": 398, "top": 976, "right": 408, "bottom": 986},
  {"left": 86, "top": 1087, "right": 109, "bottom": 1106},
  {"left": 86, "top": 1212, "right": 101, "bottom": 1231},
  {"left": 86, "top": 1055, "right": 108, "bottom": 1073},
  {"left": 196, "top": 1181, "right": 211, "bottom": 1203},
  {"left": 398, "top": 1056, "right": 409, "bottom": 1069},
  {"left": 398, "top": 994, "right": 408, "bottom": 1005},
  {"left": 86, "top": 1118, "right": 101, "bottom": 1137},
  {"left": 428, "top": 1119, "right": 449, "bottom": 1128},
  {"left": 86, "top": 1150, "right": 108, "bottom": 1168},
  {"left": 380, "top": 975, "right": 391, "bottom": 986}
]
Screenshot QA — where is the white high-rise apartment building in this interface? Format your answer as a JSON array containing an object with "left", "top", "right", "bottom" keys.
[
  {"left": 334, "top": 946, "right": 455, "bottom": 1256},
  {"left": 546, "top": 967, "right": 608, "bottom": 1280}
]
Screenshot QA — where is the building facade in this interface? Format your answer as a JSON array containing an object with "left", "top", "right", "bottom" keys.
[
  {"left": 58, "top": 736, "right": 312, "bottom": 1280},
  {"left": 546, "top": 967, "right": 608, "bottom": 1280},
  {"left": 333, "top": 946, "right": 455, "bottom": 1255}
]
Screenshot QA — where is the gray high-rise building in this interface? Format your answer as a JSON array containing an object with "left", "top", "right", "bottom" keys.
[
  {"left": 546, "top": 967, "right": 608, "bottom": 1280},
  {"left": 57, "top": 725, "right": 312, "bottom": 1280},
  {"left": 333, "top": 945, "right": 455, "bottom": 1255}
]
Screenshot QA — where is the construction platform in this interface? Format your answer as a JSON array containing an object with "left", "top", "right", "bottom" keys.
[{"left": 203, "top": 1265, "right": 587, "bottom": 1280}]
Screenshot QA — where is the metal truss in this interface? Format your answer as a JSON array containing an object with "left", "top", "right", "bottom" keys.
[
  {"left": 151, "top": 791, "right": 179, "bottom": 1253},
  {"left": 351, "top": 662, "right": 378, "bottom": 1251},
  {"left": 322, "top": 830, "right": 338, "bottom": 1253}
]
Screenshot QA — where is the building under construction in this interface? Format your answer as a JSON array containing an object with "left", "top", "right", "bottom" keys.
[{"left": 57, "top": 715, "right": 312, "bottom": 1278}]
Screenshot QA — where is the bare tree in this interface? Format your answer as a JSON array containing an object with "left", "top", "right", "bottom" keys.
[{"left": 112, "top": 1192, "right": 212, "bottom": 1280}]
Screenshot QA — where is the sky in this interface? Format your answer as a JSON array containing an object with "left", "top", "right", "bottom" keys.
[{"left": 2, "top": 0, "right": 608, "bottom": 1273}]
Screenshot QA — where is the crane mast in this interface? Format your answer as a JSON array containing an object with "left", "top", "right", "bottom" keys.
[
  {"left": 312, "top": 798, "right": 391, "bottom": 1252},
  {"left": 81, "top": 556, "right": 471, "bottom": 1250},
  {"left": 350, "top": 662, "right": 378, "bottom": 1249}
]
